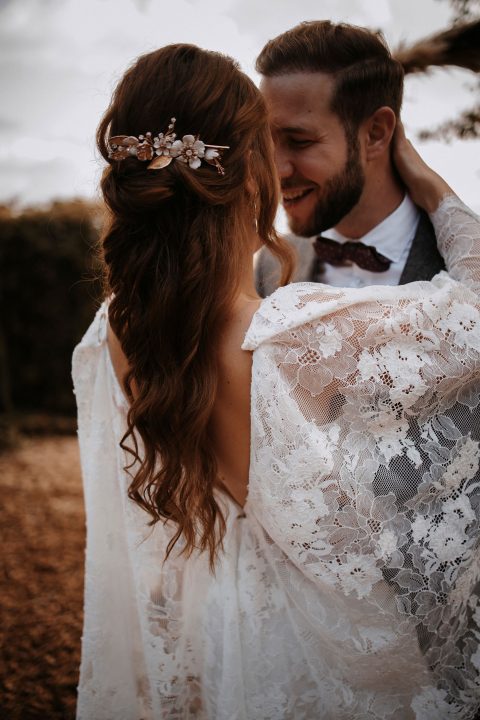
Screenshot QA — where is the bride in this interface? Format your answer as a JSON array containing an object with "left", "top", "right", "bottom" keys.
[{"left": 73, "top": 43, "right": 480, "bottom": 719}]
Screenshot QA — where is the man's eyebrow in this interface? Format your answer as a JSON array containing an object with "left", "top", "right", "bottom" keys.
[{"left": 275, "top": 125, "right": 316, "bottom": 135}]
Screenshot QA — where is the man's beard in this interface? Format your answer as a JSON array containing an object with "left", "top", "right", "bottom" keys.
[{"left": 287, "top": 139, "right": 365, "bottom": 237}]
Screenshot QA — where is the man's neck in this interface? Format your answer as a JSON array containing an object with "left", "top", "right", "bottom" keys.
[{"left": 334, "top": 168, "right": 405, "bottom": 240}]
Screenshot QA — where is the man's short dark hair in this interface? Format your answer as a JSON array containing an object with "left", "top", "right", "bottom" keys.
[{"left": 256, "top": 21, "right": 404, "bottom": 135}]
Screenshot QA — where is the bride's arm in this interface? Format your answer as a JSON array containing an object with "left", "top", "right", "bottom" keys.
[
  {"left": 393, "top": 121, "right": 453, "bottom": 213},
  {"left": 394, "top": 122, "right": 480, "bottom": 290},
  {"left": 430, "top": 195, "right": 480, "bottom": 291}
]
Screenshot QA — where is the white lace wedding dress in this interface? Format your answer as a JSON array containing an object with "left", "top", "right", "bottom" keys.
[{"left": 73, "top": 195, "right": 480, "bottom": 720}]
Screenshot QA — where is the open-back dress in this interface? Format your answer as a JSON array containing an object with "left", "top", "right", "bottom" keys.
[{"left": 73, "top": 196, "right": 480, "bottom": 719}]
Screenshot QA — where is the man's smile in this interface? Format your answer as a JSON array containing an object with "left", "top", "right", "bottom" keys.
[{"left": 281, "top": 187, "right": 315, "bottom": 209}]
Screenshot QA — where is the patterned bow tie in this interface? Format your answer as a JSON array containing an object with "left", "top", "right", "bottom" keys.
[{"left": 313, "top": 236, "right": 391, "bottom": 273}]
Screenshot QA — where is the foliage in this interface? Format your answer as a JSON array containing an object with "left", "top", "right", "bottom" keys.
[
  {"left": 0, "top": 199, "right": 104, "bottom": 416},
  {"left": 418, "top": 107, "right": 480, "bottom": 141},
  {"left": 422, "top": 0, "right": 480, "bottom": 141},
  {"left": 446, "top": 0, "right": 480, "bottom": 22}
]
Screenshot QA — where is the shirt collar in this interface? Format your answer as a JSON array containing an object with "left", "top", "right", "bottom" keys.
[{"left": 323, "top": 194, "right": 420, "bottom": 263}]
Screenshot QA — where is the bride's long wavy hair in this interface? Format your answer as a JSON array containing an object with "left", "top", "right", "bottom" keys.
[{"left": 97, "top": 44, "right": 293, "bottom": 567}]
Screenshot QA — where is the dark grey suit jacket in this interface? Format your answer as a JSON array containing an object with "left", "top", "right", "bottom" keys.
[{"left": 255, "top": 210, "right": 445, "bottom": 297}]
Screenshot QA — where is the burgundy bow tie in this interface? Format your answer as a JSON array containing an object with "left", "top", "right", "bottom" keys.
[{"left": 313, "top": 236, "right": 391, "bottom": 273}]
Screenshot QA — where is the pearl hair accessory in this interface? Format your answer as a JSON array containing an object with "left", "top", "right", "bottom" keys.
[{"left": 108, "top": 118, "right": 230, "bottom": 175}]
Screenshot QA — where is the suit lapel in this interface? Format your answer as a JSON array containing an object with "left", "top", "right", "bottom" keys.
[{"left": 398, "top": 210, "right": 445, "bottom": 284}]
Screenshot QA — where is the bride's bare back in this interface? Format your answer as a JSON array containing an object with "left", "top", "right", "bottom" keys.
[
  {"left": 208, "top": 300, "right": 261, "bottom": 508},
  {"left": 107, "top": 299, "right": 260, "bottom": 510}
]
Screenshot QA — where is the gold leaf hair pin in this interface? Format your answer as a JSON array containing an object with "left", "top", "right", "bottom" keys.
[{"left": 108, "top": 118, "right": 230, "bottom": 175}]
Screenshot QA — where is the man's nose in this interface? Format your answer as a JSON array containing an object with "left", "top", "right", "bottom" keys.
[{"left": 274, "top": 147, "right": 294, "bottom": 179}]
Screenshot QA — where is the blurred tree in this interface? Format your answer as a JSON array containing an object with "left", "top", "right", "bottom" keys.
[
  {"left": 0, "top": 199, "right": 104, "bottom": 420},
  {"left": 419, "top": 0, "right": 480, "bottom": 140},
  {"left": 446, "top": 0, "right": 480, "bottom": 21}
]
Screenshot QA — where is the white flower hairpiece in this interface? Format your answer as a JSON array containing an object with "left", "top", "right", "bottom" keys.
[{"left": 108, "top": 118, "right": 230, "bottom": 175}]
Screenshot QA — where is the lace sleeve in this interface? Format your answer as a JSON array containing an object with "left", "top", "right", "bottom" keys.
[
  {"left": 431, "top": 194, "right": 480, "bottom": 291},
  {"left": 245, "top": 199, "right": 480, "bottom": 717}
]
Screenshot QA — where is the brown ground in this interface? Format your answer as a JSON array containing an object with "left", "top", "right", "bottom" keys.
[{"left": 0, "top": 436, "right": 84, "bottom": 720}]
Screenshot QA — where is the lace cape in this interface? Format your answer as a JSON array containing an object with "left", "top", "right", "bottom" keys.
[{"left": 73, "top": 196, "right": 480, "bottom": 719}]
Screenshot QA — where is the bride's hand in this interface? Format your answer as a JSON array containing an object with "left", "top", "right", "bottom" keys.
[{"left": 393, "top": 120, "right": 455, "bottom": 213}]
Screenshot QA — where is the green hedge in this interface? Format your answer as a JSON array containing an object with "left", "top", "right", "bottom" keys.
[{"left": 0, "top": 200, "right": 104, "bottom": 416}]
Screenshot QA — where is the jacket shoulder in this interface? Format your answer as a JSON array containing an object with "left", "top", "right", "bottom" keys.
[{"left": 255, "top": 235, "right": 316, "bottom": 297}]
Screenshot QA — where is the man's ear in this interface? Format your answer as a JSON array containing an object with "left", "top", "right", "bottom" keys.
[{"left": 363, "top": 106, "right": 397, "bottom": 161}]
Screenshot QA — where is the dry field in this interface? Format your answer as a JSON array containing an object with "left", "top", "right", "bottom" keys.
[{"left": 0, "top": 436, "right": 84, "bottom": 720}]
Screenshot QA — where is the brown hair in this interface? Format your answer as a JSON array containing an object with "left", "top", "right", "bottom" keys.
[
  {"left": 97, "top": 44, "right": 293, "bottom": 567},
  {"left": 256, "top": 21, "right": 404, "bottom": 136}
]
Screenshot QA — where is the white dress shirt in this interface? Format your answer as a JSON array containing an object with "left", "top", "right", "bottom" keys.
[{"left": 318, "top": 194, "right": 420, "bottom": 288}]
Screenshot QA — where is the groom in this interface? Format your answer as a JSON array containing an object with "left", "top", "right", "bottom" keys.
[{"left": 255, "top": 20, "right": 444, "bottom": 296}]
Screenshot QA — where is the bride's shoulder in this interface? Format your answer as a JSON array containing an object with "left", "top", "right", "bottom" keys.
[
  {"left": 242, "top": 282, "right": 347, "bottom": 350},
  {"left": 242, "top": 274, "right": 464, "bottom": 352},
  {"left": 73, "top": 299, "right": 109, "bottom": 354}
]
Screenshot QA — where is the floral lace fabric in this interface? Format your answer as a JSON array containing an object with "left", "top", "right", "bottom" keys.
[{"left": 73, "top": 195, "right": 480, "bottom": 719}]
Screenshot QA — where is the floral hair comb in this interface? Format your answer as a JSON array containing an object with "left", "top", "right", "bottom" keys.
[{"left": 107, "top": 117, "right": 230, "bottom": 175}]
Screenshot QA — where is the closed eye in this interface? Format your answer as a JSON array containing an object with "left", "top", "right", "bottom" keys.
[{"left": 288, "top": 138, "right": 314, "bottom": 148}]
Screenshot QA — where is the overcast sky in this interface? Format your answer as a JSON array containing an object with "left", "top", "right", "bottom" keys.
[{"left": 0, "top": 0, "right": 479, "bottom": 218}]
